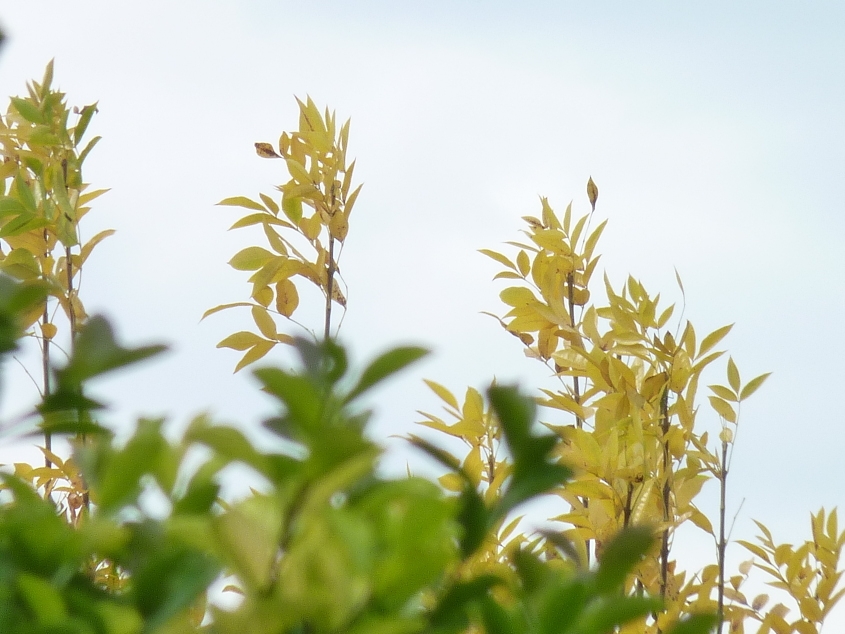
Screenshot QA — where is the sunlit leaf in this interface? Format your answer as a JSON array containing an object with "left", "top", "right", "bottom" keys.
[
  {"left": 217, "top": 196, "right": 266, "bottom": 212},
  {"left": 698, "top": 324, "right": 733, "bottom": 357},
  {"left": 727, "top": 356, "right": 741, "bottom": 393},
  {"left": 740, "top": 372, "right": 771, "bottom": 401}
]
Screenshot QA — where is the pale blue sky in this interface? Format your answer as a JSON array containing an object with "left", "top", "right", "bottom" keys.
[{"left": 1, "top": 2, "right": 844, "bottom": 626}]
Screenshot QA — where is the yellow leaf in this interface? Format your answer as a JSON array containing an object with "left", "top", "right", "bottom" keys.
[
  {"left": 670, "top": 348, "right": 692, "bottom": 393},
  {"left": 740, "top": 372, "right": 771, "bottom": 401},
  {"left": 708, "top": 396, "right": 736, "bottom": 423},
  {"left": 423, "top": 379, "right": 459, "bottom": 411},
  {"left": 234, "top": 340, "right": 275, "bottom": 373},
  {"left": 719, "top": 427, "right": 733, "bottom": 443},
  {"left": 798, "top": 597, "right": 822, "bottom": 622},
  {"left": 438, "top": 472, "right": 463, "bottom": 492},
  {"left": 300, "top": 214, "right": 321, "bottom": 241},
  {"left": 689, "top": 508, "right": 714, "bottom": 535},
  {"left": 201, "top": 302, "right": 252, "bottom": 320},
  {"left": 229, "top": 247, "right": 275, "bottom": 271},
  {"left": 251, "top": 306, "right": 277, "bottom": 339},
  {"left": 727, "top": 357, "right": 741, "bottom": 393},
  {"left": 708, "top": 384, "right": 737, "bottom": 402},
  {"left": 516, "top": 250, "right": 530, "bottom": 277},
  {"left": 699, "top": 324, "right": 733, "bottom": 358},
  {"left": 499, "top": 286, "right": 537, "bottom": 307},
  {"left": 252, "top": 285, "right": 273, "bottom": 307},
  {"left": 329, "top": 210, "right": 348, "bottom": 241},
  {"left": 285, "top": 158, "right": 312, "bottom": 185},
  {"left": 345, "top": 183, "right": 362, "bottom": 218},
  {"left": 479, "top": 249, "right": 516, "bottom": 270},
  {"left": 331, "top": 283, "right": 346, "bottom": 307},
  {"left": 40, "top": 322, "right": 57, "bottom": 340},
  {"left": 218, "top": 331, "right": 264, "bottom": 351},
  {"left": 583, "top": 219, "right": 607, "bottom": 261},
  {"left": 259, "top": 193, "right": 279, "bottom": 214},
  {"left": 275, "top": 279, "right": 299, "bottom": 318},
  {"left": 751, "top": 593, "right": 769, "bottom": 611},
  {"left": 218, "top": 196, "right": 266, "bottom": 212}
]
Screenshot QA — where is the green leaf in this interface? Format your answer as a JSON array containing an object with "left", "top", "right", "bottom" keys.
[
  {"left": 13, "top": 174, "right": 37, "bottom": 212},
  {"left": 97, "top": 419, "right": 169, "bottom": 510},
  {"left": 281, "top": 193, "right": 303, "bottom": 224},
  {"left": 185, "top": 416, "right": 270, "bottom": 478},
  {"left": 740, "top": 372, "right": 771, "bottom": 401},
  {"left": 56, "top": 315, "right": 167, "bottom": 389},
  {"left": 255, "top": 367, "right": 323, "bottom": 432},
  {"left": 10, "top": 96, "right": 44, "bottom": 124},
  {"left": 662, "top": 613, "right": 720, "bottom": 634},
  {"left": 594, "top": 526, "right": 654, "bottom": 593},
  {"left": 217, "top": 196, "right": 266, "bottom": 212},
  {"left": 0, "top": 247, "right": 41, "bottom": 280},
  {"left": 17, "top": 573, "right": 67, "bottom": 625},
  {"left": 0, "top": 212, "right": 50, "bottom": 239},
  {"left": 577, "top": 595, "right": 663, "bottom": 634},
  {"left": 345, "top": 346, "right": 429, "bottom": 403},
  {"left": 0, "top": 197, "right": 27, "bottom": 216},
  {"left": 74, "top": 102, "right": 99, "bottom": 146},
  {"left": 77, "top": 135, "right": 101, "bottom": 165}
]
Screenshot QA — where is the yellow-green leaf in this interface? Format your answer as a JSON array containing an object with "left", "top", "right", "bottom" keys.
[
  {"left": 423, "top": 379, "right": 459, "bottom": 411},
  {"left": 708, "top": 395, "right": 736, "bottom": 423},
  {"left": 218, "top": 196, "right": 266, "bottom": 212},
  {"left": 259, "top": 193, "right": 279, "bottom": 214},
  {"left": 727, "top": 357, "right": 741, "bottom": 393},
  {"left": 740, "top": 372, "right": 771, "bottom": 401},
  {"left": 229, "top": 247, "right": 275, "bottom": 271},
  {"left": 708, "top": 384, "right": 737, "bottom": 402},
  {"left": 699, "top": 324, "right": 733, "bottom": 357},
  {"left": 201, "top": 302, "right": 252, "bottom": 320},
  {"left": 479, "top": 249, "right": 516, "bottom": 271}
]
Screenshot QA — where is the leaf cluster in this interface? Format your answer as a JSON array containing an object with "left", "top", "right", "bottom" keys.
[{"left": 206, "top": 97, "right": 361, "bottom": 370}]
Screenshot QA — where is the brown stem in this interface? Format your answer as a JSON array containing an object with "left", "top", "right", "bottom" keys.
[
  {"left": 716, "top": 439, "right": 729, "bottom": 633},
  {"left": 659, "top": 386, "right": 671, "bottom": 601},
  {"left": 565, "top": 272, "right": 590, "bottom": 566},
  {"left": 66, "top": 245, "right": 76, "bottom": 337},
  {"left": 324, "top": 237, "right": 335, "bottom": 341},
  {"left": 41, "top": 301, "right": 52, "bottom": 468}
]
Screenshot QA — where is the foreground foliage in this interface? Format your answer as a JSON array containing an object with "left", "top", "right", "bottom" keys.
[{"left": 0, "top": 63, "right": 840, "bottom": 634}]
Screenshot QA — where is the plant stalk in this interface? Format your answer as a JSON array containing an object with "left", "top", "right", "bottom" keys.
[
  {"left": 324, "top": 237, "right": 335, "bottom": 341},
  {"left": 716, "top": 439, "right": 729, "bottom": 633}
]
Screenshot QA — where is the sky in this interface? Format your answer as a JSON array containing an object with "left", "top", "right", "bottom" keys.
[{"left": 1, "top": 1, "right": 844, "bottom": 626}]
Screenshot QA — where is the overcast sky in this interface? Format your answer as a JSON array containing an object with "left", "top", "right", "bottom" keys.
[{"left": 1, "top": 1, "right": 844, "bottom": 626}]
